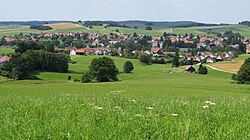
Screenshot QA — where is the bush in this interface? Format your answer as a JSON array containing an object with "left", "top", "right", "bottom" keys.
[
  {"left": 73, "top": 79, "right": 80, "bottom": 82},
  {"left": 81, "top": 71, "right": 93, "bottom": 83},
  {"left": 198, "top": 64, "right": 208, "bottom": 75},
  {"left": 68, "top": 75, "right": 72, "bottom": 80},
  {"left": 232, "top": 74, "right": 237, "bottom": 81},
  {"left": 139, "top": 53, "right": 151, "bottom": 64},
  {"left": 145, "top": 26, "right": 152, "bottom": 30},
  {"left": 236, "top": 58, "right": 250, "bottom": 84},
  {"left": 123, "top": 61, "right": 134, "bottom": 73},
  {"left": 89, "top": 57, "right": 119, "bottom": 82}
]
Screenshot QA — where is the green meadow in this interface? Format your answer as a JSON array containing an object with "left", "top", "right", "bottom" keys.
[
  {"left": 0, "top": 55, "right": 249, "bottom": 139},
  {"left": 0, "top": 46, "right": 15, "bottom": 55}
]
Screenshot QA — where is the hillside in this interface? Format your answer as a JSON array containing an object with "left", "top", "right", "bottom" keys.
[
  {"left": 0, "top": 55, "right": 249, "bottom": 139},
  {"left": 1, "top": 22, "right": 250, "bottom": 38}
]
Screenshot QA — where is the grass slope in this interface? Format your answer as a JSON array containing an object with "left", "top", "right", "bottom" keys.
[
  {"left": 0, "top": 56, "right": 249, "bottom": 139},
  {"left": 0, "top": 46, "right": 15, "bottom": 55}
]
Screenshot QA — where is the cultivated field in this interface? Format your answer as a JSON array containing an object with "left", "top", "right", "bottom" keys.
[
  {"left": 209, "top": 54, "right": 250, "bottom": 73},
  {"left": 0, "top": 55, "right": 249, "bottom": 139},
  {"left": 45, "top": 23, "right": 81, "bottom": 29}
]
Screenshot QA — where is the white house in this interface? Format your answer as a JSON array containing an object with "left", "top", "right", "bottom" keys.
[
  {"left": 206, "top": 58, "right": 214, "bottom": 63},
  {"left": 70, "top": 50, "right": 76, "bottom": 55}
]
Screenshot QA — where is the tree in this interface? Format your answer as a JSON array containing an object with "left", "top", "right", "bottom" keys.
[
  {"left": 115, "top": 29, "right": 119, "bottom": 32},
  {"left": 68, "top": 75, "right": 72, "bottom": 80},
  {"left": 238, "top": 43, "right": 246, "bottom": 54},
  {"left": 75, "top": 40, "right": 85, "bottom": 48},
  {"left": 145, "top": 26, "right": 152, "bottom": 30},
  {"left": 139, "top": 53, "right": 151, "bottom": 64},
  {"left": 198, "top": 64, "right": 208, "bottom": 75},
  {"left": 133, "top": 32, "right": 138, "bottom": 37},
  {"left": 89, "top": 57, "right": 119, "bottom": 82},
  {"left": 123, "top": 61, "right": 134, "bottom": 73},
  {"left": 236, "top": 58, "right": 250, "bottom": 84},
  {"left": 172, "top": 51, "right": 180, "bottom": 67},
  {"left": 81, "top": 71, "right": 93, "bottom": 83}
]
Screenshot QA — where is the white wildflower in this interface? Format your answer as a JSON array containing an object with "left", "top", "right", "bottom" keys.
[
  {"left": 205, "top": 101, "right": 212, "bottom": 104},
  {"left": 210, "top": 102, "right": 216, "bottom": 105},
  {"left": 183, "top": 101, "right": 189, "bottom": 105},
  {"left": 171, "top": 113, "right": 178, "bottom": 116},
  {"left": 146, "top": 107, "right": 154, "bottom": 110},
  {"left": 135, "top": 114, "right": 142, "bottom": 117},
  {"left": 203, "top": 105, "right": 209, "bottom": 108},
  {"left": 94, "top": 106, "right": 103, "bottom": 110},
  {"left": 115, "top": 106, "right": 121, "bottom": 109}
]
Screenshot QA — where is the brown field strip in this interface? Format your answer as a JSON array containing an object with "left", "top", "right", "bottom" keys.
[
  {"left": 45, "top": 23, "right": 81, "bottom": 29},
  {"left": 210, "top": 60, "right": 244, "bottom": 73}
]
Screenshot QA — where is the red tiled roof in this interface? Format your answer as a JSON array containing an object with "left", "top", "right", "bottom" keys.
[{"left": 151, "top": 47, "right": 160, "bottom": 53}]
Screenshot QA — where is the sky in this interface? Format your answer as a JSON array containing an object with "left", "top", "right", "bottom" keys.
[{"left": 0, "top": 0, "right": 249, "bottom": 23}]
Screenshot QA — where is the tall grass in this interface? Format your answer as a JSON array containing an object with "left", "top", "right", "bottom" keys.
[{"left": 0, "top": 56, "right": 249, "bottom": 139}]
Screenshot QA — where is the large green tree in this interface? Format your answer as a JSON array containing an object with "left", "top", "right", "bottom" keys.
[
  {"left": 236, "top": 58, "right": 250, "bottom": 84},
  {"left": 139, "top": 53, "right": 151, "bottom": 64},
  {"left": 89, "top": 57, "right": 119, "bottom": 82}
]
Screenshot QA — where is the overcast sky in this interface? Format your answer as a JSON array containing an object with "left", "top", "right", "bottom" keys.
[{"left": 0, "top": 0, "right": 249, "bottom": 23}]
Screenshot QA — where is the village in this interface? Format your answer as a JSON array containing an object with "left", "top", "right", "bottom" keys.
[{"left": 1, "top": 30, "right": 250, "bottom": 66}]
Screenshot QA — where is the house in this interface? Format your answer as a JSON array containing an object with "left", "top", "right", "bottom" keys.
[
  {"left": 246, "top": 44, "right": 250, "bottom": 54},
  {"left": 185, "top": 66, "right": 196, "bottom": 73},
  {"left": 70, "top": 48, "right": 86, "bottom": 55},
  {"left": 151, "top": 47, "right": 164, "bottom": 57},
  {"left": 70, "top": 47, "right": 111, "bottom": 56},
  {"left": 109, "top": 38, "right": 123, "bottom": 44},
  {"left": 0, "top": 55, "right": 11, "bottom": 66},
  {"left": 216, "top": 54, "right": 225, "bottom": 61},
  {"left": 183, "top": 40, "right": 194, "bottom": 44},
  {"left": 196, "top": 43, "right": 205, "bottom": 48},
  {"left": 206, "top": 57, "right": 214, "bottom": 63},
  {"left": 4, "top": 37, "right": 16, "bottom": 43}
]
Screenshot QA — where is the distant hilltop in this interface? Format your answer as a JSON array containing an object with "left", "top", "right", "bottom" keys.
[
  {"left": 0, "top": 20, "right": 247, "bottom": 28},
  {"left": 0, "top": 21, "right": 68, "bottom": 26}
]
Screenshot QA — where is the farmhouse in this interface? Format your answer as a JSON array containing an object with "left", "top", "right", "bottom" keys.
[
  {"left": 151, "top": 47, "right": 164, "bottom": 57},
  {"left": 216, "top": 54, "right": 225, "bottom": 61},
  {"left": 185, "top": 66, "right": 196, "bottom": 73}
]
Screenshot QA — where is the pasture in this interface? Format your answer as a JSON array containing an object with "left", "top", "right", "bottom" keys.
[{"left": 0, "top": 55, "right": 249, "bottom": 139}]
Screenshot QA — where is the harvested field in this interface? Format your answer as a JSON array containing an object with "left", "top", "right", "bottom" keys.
[
  {"left": 210, "top": 60, "right": 244, "bottom": 73},
  {"left": 45, "top": 23, "right": 81, "bottom": 29}
]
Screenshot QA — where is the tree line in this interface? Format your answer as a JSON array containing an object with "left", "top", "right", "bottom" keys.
[{"left": 30, "top": 25, "right": 53, "bottom": 30}]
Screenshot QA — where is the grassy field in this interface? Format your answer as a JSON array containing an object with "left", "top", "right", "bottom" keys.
[
  {"left": 0, "top": 46, "right": 15, "bottom": 55},
  {"left": 209, "top": 54, "right": 250, "bottom": 73},
  {"left": 1, "top": 23, "right": 250, "bottom": 38},
  {"left": 0, "top": 55, "right": 249, "bottom": 139}
]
